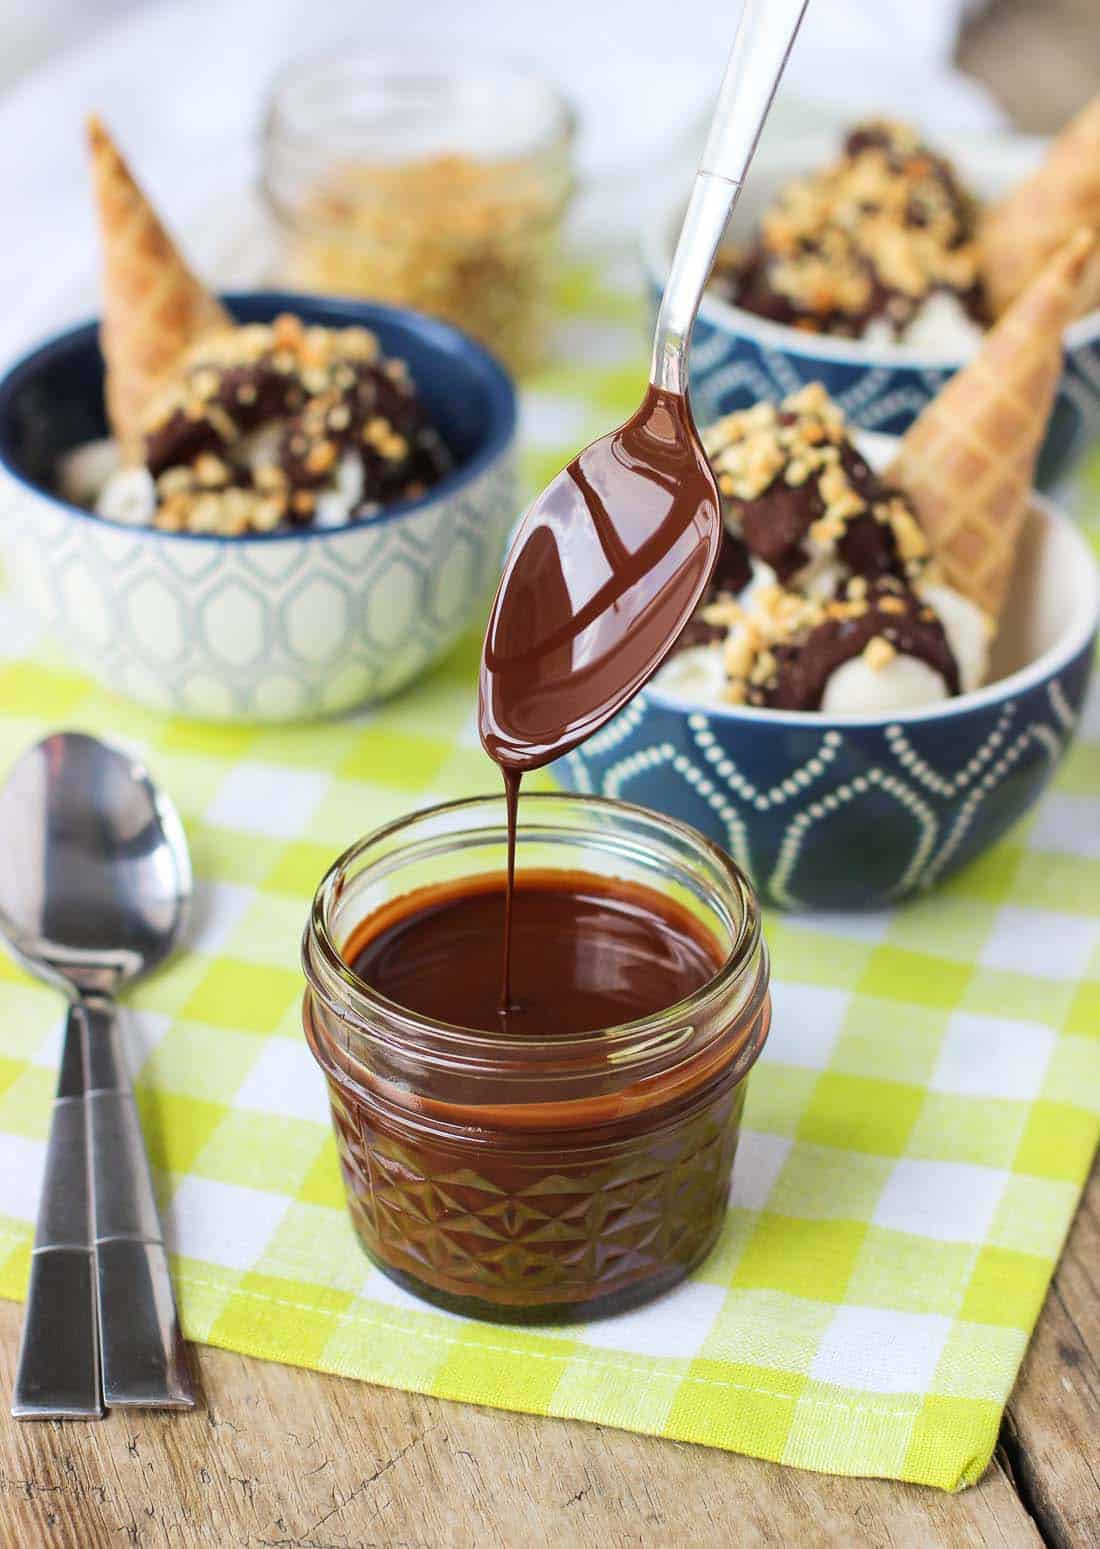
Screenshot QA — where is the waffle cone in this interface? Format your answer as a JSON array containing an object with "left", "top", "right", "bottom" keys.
[
  {"left": 87, "top": 115, "right": 230, "bottom": 462},
  {"left": 888, "top": 228, "right": 1096, "bottom": 623},
  {"left": 981, "top": 95, "right": 1100, "bottom": 318}
]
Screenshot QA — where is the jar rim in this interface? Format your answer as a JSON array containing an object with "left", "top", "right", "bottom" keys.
[
  {"left": 264, "top": 43, "right": 578, "bottom": 165},
  {"left": 303, "top": 791, "right": 764, "bottom": 1067}
]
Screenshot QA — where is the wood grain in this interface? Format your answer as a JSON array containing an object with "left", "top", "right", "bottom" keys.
[
  {"left": 0, "top": 1296, "right": 1038, "bottom": 1549},
  {"left": 2, "top": 1161, "right": 1095, "bottom": 1548},
  {"left": 999, "top": 1165, "right": 1100, "bottom": 1549}
]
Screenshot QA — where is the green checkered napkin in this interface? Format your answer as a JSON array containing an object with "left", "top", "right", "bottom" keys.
[{"left": 0, "top": 263, "right": 1097, "bottom": 1491}]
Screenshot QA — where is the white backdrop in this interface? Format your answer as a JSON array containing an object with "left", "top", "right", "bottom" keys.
[{"left": 0, "top": 0, "right": 1002, "bottom": 362}]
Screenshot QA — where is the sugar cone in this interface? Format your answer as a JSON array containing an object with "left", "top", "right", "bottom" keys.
[
  {"left": 87, "top": 115, "right": 230, "bottom": 463},
  {"left": 888, "top": 228, "right": 1096, "bottom": 624},
  {"left": 981, "top": 95, "right": 1100, "bottom": 319}
]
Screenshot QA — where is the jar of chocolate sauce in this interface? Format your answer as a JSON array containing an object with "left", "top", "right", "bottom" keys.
[{"left": 302, "top": 793, "right": 770, "bottom": 1322}]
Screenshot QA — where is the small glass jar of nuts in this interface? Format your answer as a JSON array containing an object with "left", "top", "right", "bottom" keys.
[{"left": 262, "top": 49, "right": 576, "bottom": 376}]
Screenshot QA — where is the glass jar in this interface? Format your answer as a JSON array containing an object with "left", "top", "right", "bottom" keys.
[
  {"left": 262, "top": 49, "right": 576, "bottom": 375},
  {"left": 301, "top": 794, "right": 770, "bottom": 1322}
]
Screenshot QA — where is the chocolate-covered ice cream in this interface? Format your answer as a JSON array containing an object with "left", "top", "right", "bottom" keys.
[
  {"left": 710, "top": 120, "right": 988, "bottom": 345},
  {"left": 76, "top": 314, "right": 450, "bottom": 536},
  {"left": 139, "top": 315, "right": 448, "bottom": 534},
  {"left": 656, "top": 383, "right": 990, "bottom": 714}
]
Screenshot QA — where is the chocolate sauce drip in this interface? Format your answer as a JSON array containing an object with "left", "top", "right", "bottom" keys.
[
  {"left": 500, "top": 767, "right": 520, "bottom": 1017},
  {"left": 479, "top": 385, "right": 720, "bottom": 1009}
]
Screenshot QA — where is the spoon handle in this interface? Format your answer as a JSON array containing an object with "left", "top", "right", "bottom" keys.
[
  {"left": 650, "top": 0, "right": 809, "bottom": 394},
  {"left": 82, "top": 994, "right": 194, "bottom": 1409},
  {"left": 11, "top": 1005, "right": 104, "bottom": 1419}
]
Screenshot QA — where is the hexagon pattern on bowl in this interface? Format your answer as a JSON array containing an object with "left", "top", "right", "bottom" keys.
[
  {"left": 680, "top": 308, "right": 1100, "bottom": 493},
  {"left": 0, "top": 452, "right": 515, "bottom": 721},
  {"left": 557, "top": 644, "right": 1095, "bottom": 911}
]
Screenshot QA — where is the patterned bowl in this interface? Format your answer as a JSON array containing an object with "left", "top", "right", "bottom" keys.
[
  {"left": 0, "top": 293, "right": 517, "bottom": 721},
  {"left": 557, "top": 439, "right": 1099, "bottom": 911},
  {"left": 641, "top": 135, "right": 1100, "bottom": 489}
]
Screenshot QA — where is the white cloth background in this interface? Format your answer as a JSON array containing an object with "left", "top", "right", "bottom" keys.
[{"left": 0, "top": 0, "right": 1003, "bottom": 363}]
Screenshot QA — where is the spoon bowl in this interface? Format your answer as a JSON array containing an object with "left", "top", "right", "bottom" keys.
[
  {"left": 479, "top": 387, "right": 721, "bottom": 769},
  {"left": 0, "top": 731, "right": 191, "bottom": 995}
]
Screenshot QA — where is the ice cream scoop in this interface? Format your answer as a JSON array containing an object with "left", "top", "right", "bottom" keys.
[{"left": 653, "top": 383, "right": 998, "bottom": 717}]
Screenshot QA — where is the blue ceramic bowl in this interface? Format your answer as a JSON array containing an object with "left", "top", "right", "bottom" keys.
[
  {"left": 642, "top": 136, "right": 1100, "bottom": 489},
  {"left": 0, "top": 293, "right": 517, "bottom": 721},
  {"left": 557, "top": 440, "right": 1099, "bottom": 911}
]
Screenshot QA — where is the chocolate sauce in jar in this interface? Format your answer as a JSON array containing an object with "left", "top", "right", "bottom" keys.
[
  {"left": 303, "top": 832, "right": 771, "bottom": 1321},
  {"left": 349, "top": 869, "right": 721, "bottom": 1039},
  {"left": 302, "top": 393, "right": 754, "bottom": 1322}
]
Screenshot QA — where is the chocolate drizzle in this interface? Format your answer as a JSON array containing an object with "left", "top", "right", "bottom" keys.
[
  {"left": 767, "top": 579, "right": 959, "bottom": 710},
  {"left": 736, "top": 443, "right": 899, "bottom": 584}
]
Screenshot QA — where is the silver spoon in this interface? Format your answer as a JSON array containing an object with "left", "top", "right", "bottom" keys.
[
  {"left": 0, "top": 731, "right": 194, "bottom": 1417},
  {"left": 480, "top": 0, "right": 809, "bottom": 770}
]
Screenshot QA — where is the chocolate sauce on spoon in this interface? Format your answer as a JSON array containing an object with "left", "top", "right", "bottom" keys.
[
  {"left": 480, "top": 386, "right": 720, "bottom": 1012},
  {"left": 478, "top": 0, "right": 809, "bottom": 1012}
]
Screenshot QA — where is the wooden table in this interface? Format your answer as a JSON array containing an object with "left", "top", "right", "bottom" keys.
[{"left": 0, "top": 1158, "right": 1095, "bottom": 1548}]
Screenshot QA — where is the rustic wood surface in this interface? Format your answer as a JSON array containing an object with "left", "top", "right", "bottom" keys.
[{"left": 0, "top": 1158, "right": 1094, "bottom": 1548}]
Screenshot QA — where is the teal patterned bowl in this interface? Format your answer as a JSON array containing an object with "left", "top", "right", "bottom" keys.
[
  {"left": 0, "top": 294, "right": 517, "bottom": 721},
  {"left": 557, "top": 443, "right": 1099, "bottom": 910},
  {"left": 642, "top": 135, "right": 1100, "bottom": 488}
]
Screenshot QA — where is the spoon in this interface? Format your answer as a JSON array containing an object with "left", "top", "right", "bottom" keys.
[
  {"left": 0, "top": 732, "right": 194, "bottom": 1417},
  {"left": 480, "top": 0, "right": 809, "bottom": 771}
]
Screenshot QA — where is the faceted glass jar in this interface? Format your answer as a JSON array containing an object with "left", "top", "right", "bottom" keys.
[
  {"left": 262, "top": 48, "right": 576, "bottom": 375},
  {"left": 302, "top": 794, "right": 771, "bottom": 1323}
]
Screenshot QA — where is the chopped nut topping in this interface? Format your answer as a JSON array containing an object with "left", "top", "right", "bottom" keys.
[
  {"left": 864, "top": 636, "right": 897, "bottom": 671},
  {"left": 701, "top": 596, "right": 743, "bottom": 628},
  {"left": 194, "top": 453, "right": 230, "bottom": 488},
  {"left": 809, "top": 516, "right": 846, "bottom": 549},
  {"left": 305, "top": 441, "right": 338, "bottom": 476},
  {"left": 281, "top": 150, "right": 566, "bottom": 373},
  {"left": 703, "top": 384, "right": 849, "bottom": 512},
  {"left": 191, "top": 369, "right": 220, "bottom": 402},
  {"left": 711, "top": 119, "right": 983, "bottom": 335},
  {"left": 254, "top": 464, "right": 287, "bottom": 493}
]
